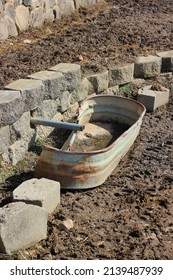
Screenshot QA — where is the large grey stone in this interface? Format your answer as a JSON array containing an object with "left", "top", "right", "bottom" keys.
[
  {"left": 38, "top": 0, "right": 44, "bottom": 7},
  {"left": 12, "top": 0, "right": 21, "bottom": 8},
  {"left": 10, "top": 111, "right": 36, "bottom": 145},
  {"left": 109, "top": 64, "right": 134, "bottom": 86},
  {"left": 57, "top": 0, "right": 75, "bottom": 16},
  {"left": 8, "top": 139, "right": 30, "bottom": 165},
  {"left": 49, "top": 63, "right": 81, "bottom": 92},
  {"left": 28, "top": 70, "right": 65, "bottom": 99},
  {"left": 4, "top": 115, "right": 35, "bottom": 163},
  {"left": 33, "top": 99, "right": 58, "bottom": 119},
  {"left": 75, "top": 0, "right": 97, "bottom": 9},
  {"left": 13, "top": 178, "right": 60, "bottom": 214},
  {"left": 0, "top": 202, "right": 47, "bottom": 254},
  {"left": 45, "top": 0, "right": 56, "bottom": 11},
  {"left": 157, "top": 50, "right": 173, "bottom": 72},
  {"left": 31, "top": 0, "right": 40, "bottom": 9},
  {"left": 4, "top": 3, "right": 16, "bottom": 21},
  {"left": 30, "top": 7, "right": 44, "bottom": 28},
  {"left": 154, "top": 72, "right": 173, "bottom": 85},
  {"left": 0, "top": 16, "right": 9, "bottom": 40},
  {"left": 15, "top": 4, "right": 30, "bottom": 32},
  {"left": 71, "top": 77, "right": 89, "bottom": 103},
  {"left": 57, "top": 90, "right": 72, "bottom": 112},
  {"left": 63, "top": 102, "right": 79, "bottom": 122},
  {"left": 134, "top": 56, "right": 161, "bottom": 78},
  {"left": 0, "top": 90, "right": 23, "bottom": 126},
  {"left": 44, "top": 8, "right": 54, "bottom": 23},
  {"left": 0, "top": 126, "right": 10, "bottom": 155},
  {"left": 5, "top": 79, "right": 44, "bottom": 111},
  {"left": 87, "top": 70, "right": 109, "bottom": 93},
  {"left": 5, "top": 16, "right": 18, "bottom": 37},
  {"left": 137, "top": 85, "right": 170, "bottom": 112}
]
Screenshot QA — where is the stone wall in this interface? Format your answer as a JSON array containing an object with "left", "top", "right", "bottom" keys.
[
  {"left": 0, "top": 0, "right": 99, "bottom": 40},
  {"left": 0, "top": 50, "right": 173, "bottom": 166}
]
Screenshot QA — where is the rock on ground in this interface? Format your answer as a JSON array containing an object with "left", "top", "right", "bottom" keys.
[{"left": 0, "top": 202, "right": 47, "bottom": 254}]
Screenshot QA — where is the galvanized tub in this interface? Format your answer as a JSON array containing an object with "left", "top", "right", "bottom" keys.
[{"left": 35, "top": 95, "right": 146, "bottom": 189}]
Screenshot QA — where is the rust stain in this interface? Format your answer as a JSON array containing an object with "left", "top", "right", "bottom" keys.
[{"left": 35, "top": 159, "right": 98, "bottom": 187}]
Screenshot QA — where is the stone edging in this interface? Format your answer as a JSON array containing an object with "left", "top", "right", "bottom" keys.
[
  {"left": 0, "top": 0, "right": 100, "bottom": 40},
  {"left": 0, "top": 50, "right": 173, "bottom": 167}
]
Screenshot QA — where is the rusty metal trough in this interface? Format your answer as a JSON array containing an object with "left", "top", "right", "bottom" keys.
[{"left": 35, "top": 95, "right": 146, "bottom": 189}]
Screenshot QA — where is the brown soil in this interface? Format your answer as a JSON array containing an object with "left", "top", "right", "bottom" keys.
[{"left": 0, "top": 0, "right": 173, "bottom": 260}]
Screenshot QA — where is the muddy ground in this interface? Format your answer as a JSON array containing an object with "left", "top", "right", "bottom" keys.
[{"left": 0, "top": 0, "right": 173, "bottom": 259}]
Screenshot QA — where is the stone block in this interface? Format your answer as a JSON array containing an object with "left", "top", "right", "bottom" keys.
[
  {"left": 45, "top": 0, "right": 56, "bottom": 11},
  {"left": 0, "top": 202, "right": 47, "bottom": 254},
  {"left": 57, "top": 91, "right": 72, "bottom": 112},
  {"left": 87, "top": 70, "right": 109, "bottom": 93},
  {"left": 0, "top": 16, "right": 9, "bottom": 40},
  {"left": 10, "top": 111, "right": 36, "bottom": 145},
  {"left": 154, "top": 72, "right": 172, "bottom": 85},
  {"left": 0, "top": 126, "right": 10, "bottom": 155},
  {"left": 57, "top": 0, "right": 75, "bottom": 16},
  {"left": 4, "top": 3, "right": 16, "bottom": 21},
  {"left": 28, "top": 70, "right": 65, "bottom": 99},
  {"left": 5, "top": 79, "right": 44, "bottom": 111},
  {"left": 5, "top": 16, "right": 18, "bottom": 37},
  {"left": 32, "top": 100, "right": 58, "bottom": 119},
  {"left": 30, "top": 7, "right": 44, "bottom": 28},
  {"left": 3, "top": 111, "right": 36, "bottom": 165},
  {"left": 13, "top": 178, "right": 61, "bottom": 214},
  {"left": 157, "top": 50, "right": 173, "bottom": 72},
  {"left": 44, "top": 9, "right": 54, "bottom": 23},
  {"left": 80, "top": 77, "right": 89, "bottom": 100},
  {"left": 12, "top": 0, "right": 21, "bottom": 8},
  {"left": 38, "top": 0, "right": 44, "bottom": 6},
  {"left": 31, "top": 0, "right": 40, "bottom": 9},
  {"left": 71, "top": 77, "right": 89, "bottom": 103},
  {"left": 75, "top": 0, "right": 98, "bottom": 9},
  {"left": 137, "top": 85, "right": 170, "bottom": 112},
  {"left": 15, "top": 5, "right": 30, "bottom": 32},
  {"left": 109, "top": 64, "right": 134, "bottom": 86},
  {"left": 134, "top": 55, "right": 161, "bottom": 78},
  {"left": 50, "top": 63, "right": 81, "bottom": 92},
  {"left": 0, "top": 90, "right": 23, "bottom": 126},
  {"left": 63, "top": 102, "right": 79, "bottom": 122},
  {"left": 8, "top": 139, "right": 30, "bottom": 165}
]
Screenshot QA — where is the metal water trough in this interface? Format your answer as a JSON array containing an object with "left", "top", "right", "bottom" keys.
[{"left": 34, "top": 95, "right": 146, "bottom": 189}]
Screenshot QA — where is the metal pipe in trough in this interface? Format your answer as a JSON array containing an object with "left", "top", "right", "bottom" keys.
[{"left": 30, "top": 117, "right": 84, "bottom": 131}]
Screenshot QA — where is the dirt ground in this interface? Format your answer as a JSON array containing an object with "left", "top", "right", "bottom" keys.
[{"left": 0, "top": 0, "right": 173, "bottom": 260}]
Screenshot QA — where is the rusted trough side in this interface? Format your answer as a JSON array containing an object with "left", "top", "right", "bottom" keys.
[{"left": 35, "top": 95, "right": 146, "bottom": 189}]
